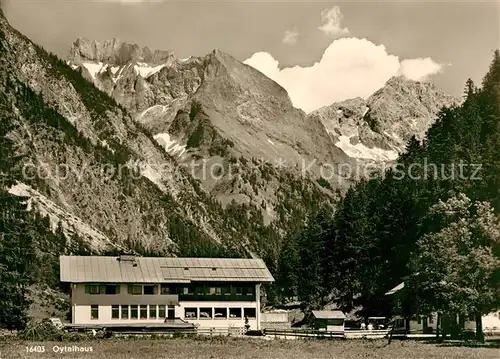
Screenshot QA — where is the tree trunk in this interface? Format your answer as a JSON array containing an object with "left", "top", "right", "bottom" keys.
[
  {"left": 475, "top": 312, "right": 484, "bottom": 343},
  {"left": 458, "top": 314, "right": 465, "bottom": 339},
  {"left": 405, "top": 317, "right": 410, "bottom": 334},
  {"left": 436, "top": 312, "right": 442, "bottom": 342},
  {"left": 459, "top": 314, "right": 465, "bottom": 330}
]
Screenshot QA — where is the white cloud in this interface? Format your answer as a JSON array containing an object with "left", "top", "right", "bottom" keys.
[
  {"left": 282, "top": 28, "right": 299, "bottom": 45},
  {"left": 318, "top": 6, "right": 349, "bottom": 37},
  {"left": 244, "top": 38, "right": 444, "bottom": 113},
  {"left": 398, "top": 57, "right": 444, "bottom": 81}
]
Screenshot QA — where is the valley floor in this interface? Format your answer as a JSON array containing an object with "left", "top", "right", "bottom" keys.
[{"left": 1, "top": 338, "right": 499, "bottom": 359}]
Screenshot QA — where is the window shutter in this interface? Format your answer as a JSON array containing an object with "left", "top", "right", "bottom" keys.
[
  {"left": 85, "top": 285, "right": 90, "bottom": 294},
  {"left": 100, "top": 285, "right": 106, "bottom": 294},
  {"left": 128, "top": 285, "right": 133, "bottom": 294},
  {"left": 116, "top": 285, "right": 120, "bottom": 294}
]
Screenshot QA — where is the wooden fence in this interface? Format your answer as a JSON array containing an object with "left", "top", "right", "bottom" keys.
[
  {"left": 112, "top": 327, "right": 245, "bottom": 338},
  {"left": 263, "top": 328, "right": 397, "bottom": 340},
  {"left": 197, "top": 327, "right": 246, "bottom": 336},
  {"left": 344, "top": 329, "right": 390, "bottom": 339},
  {"left": 264, "top": 328, "right": 345, "bottom": 339}
]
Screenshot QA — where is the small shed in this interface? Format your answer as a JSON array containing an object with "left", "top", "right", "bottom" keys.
[{"left": 311, "top": 310, "right": 346, "bottom": 332}]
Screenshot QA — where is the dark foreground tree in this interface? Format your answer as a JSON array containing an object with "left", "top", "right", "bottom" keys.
[
  {"left": 0, "top": 190, "right": 37, "bottom": 330},
  {"left": 409, "top": 194, "right": 500, "bottom": 342}
]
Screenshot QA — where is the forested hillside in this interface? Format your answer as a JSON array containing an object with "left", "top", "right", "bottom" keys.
[{"left": 277, "top": 51, "right": 500, "bottom": 322}]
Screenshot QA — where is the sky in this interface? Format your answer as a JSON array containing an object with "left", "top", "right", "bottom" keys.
[{"left": 2, "top": 0, "right": 499, "bottom": 112}]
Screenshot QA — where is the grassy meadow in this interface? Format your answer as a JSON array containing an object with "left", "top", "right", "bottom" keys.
[{"left": 1, "top": 338, "right": 499, "bottom": 359}]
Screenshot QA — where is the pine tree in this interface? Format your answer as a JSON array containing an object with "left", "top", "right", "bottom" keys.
[
  {"left": 464, "top": 78, "right": 476, "bottom": 99},
  {"left": 0, "top": 190, "right": 37, "bottom": 330}
]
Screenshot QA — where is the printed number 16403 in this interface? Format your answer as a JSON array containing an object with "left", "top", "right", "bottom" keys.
[{"left": 26, "top": 346, "right": 46, "bottom": 353}]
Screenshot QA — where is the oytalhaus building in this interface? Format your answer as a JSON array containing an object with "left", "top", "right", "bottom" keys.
[{"left": 59, "top": 255, "right": 274, "bottom": 330}]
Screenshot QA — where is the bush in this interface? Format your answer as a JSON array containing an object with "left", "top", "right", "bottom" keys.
[
  {"left": 19, "top": 321, "right": 63, "bottom": 341},
  {"left": 18, "top": 321, "right": 113, "bottom": 342}
]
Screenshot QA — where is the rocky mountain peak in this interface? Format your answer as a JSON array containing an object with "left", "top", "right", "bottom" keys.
[
  {"left": 201, "top": 47, "right": 294, "bottom": 108},
  {"left": 68, "top": 37, "right": 175, "bottom": 66},
  {"left": 308, "top": 76, "right": 459, "bottom": 163}
]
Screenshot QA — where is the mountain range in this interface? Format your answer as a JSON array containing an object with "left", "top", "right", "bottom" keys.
[{"left": 0, "top": 13, "right": 459, "bottom": 262}]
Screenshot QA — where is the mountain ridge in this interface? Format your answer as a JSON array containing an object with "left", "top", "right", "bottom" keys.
[
  {"left": 308, "top": 75, "right": 460, "bottom": 162},
  {"left": 66, "top": 36, "right": 353, "bottom": 218}
]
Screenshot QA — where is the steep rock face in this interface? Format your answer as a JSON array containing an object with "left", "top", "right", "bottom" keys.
[
  {"left": 67, "top": 38, "right": 202, "bottom": 131},
  {"left": 68, "top": 41, "right": 350, "bottom": 219},
  {"left": 191, "top": 49, "right": 351, "bottom": 168},
  {"left": 68, "top": 38, "right": 175, "bottom": 66},
  {"left": 0, "top": 14, "right": 251, "bottom": 254},
  {"left": 68, "top": 41, "right": 351, "bottom": 169},
  {"left": 161, "top": 49, "right": 351, "bottom": 218},
  {"left": 308, "top": 76, "right": 459, "bottom": 163}
]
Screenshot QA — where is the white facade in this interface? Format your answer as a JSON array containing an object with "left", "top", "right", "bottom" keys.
[
  {"left": 393, "top": 311, "right": 500, "bottom": 333},
  {"left": 463, "top": 311, "right": 500, "bottom": 332},
  {"left": 60, "top": 255, "right": 274, "bottom": 331},
  {"left": 71, "top": 283, "right": 262, "bottom": 330}
]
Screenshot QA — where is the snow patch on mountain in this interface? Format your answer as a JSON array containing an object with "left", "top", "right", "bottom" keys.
[
  {"left": 134, "top": 63, "right": 166, "bottom": 78},
  {"left": 110, "top": 66, "right": 120, "bottom": 75},
  {"left": 138, "top": 104, "right": 168, "bottom": 120},
  {"left": 335, "top": 135, "right": 399, "bottom": 161},
  {"left": 81, "top": 62, "right": 105, "bottom": 81},
  {"left": 139, "top": 163, "right": 166, "bottom": 190},
  {"left": 154, "top": 133, "right": 187, "bottom": 158}
]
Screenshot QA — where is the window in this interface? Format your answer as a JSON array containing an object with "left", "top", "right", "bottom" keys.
[
  {"left": 208, "top": 287, "right": 216, "bottom": 295},
  {"left": 143, "top": 285, "right": 156, "bottom": 295},
  {"left": 235, "top": 287, "right": 243, "bottom": 296},
  {"left": 223, "top": 287, "right": 231, "bottom": 296},
  {"left": 88, "top": 285, "right": 101, "bottom": 295},
  {"left": 91, "top": 305, "right": 99, "bottom": 320},
  {"left": 246, "top": 286, "right": 255, "bottom": 295},
  {"left": 199, "top": 308, "right": 212, "bottom": 319},
  {"left": 149, "top": 305, "right": 157, "bottom": 319},
  {"left": 183, "top": 286, "right": 194, "bottom": 295},
  {"left": 244, "top": 308, "right": 256, "bottom": 319},
  {"left": 229, "top": 308, "right": 242, "bottom": 319},
  {"left": 121, "top": 305, "right": 129, "bottom": 319},
  {"left": 160, "top": 284, "right": 171, "bottom": 295},
  {"left": 428, "top": 314, "right": 434, "bottom": 324},
  {"left": 140, "top": 305, "right": 148, "bottom": 319},
  {"left": 185, "top": 308, "right": 197, "bottom": 319},
  {"left": 158, "top": 305, "right": 166, "bottom": 319},
  {"left": 214, "top": 308, "right": 227, "bottom": 319},
  {"left": 196, "top": 286, "right": 204, "bottom": 295},
  {"left": 131, "top": 305, "right": 138, "bottom": 319},
  {"left": 215, "top": 287, "right": 222, "bottom": 295},
  {"left": 128, "top": 285, "right": 142, "bottom": 295},
  {"left": 105, "top": 285, "right": 120, "bottom": 295},
  {"left": 111, "top": 305, "right": 119, "bottom": 319}
]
